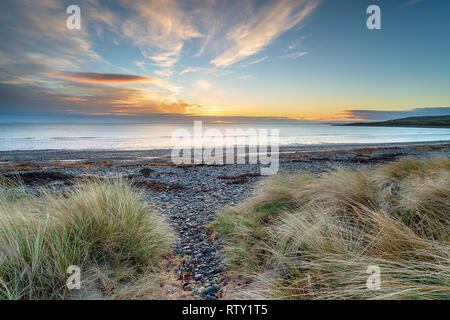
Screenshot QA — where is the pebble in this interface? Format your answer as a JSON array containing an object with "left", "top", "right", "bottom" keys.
[{"left": 203, "top": 286, "right": 219, "bottom": 295}]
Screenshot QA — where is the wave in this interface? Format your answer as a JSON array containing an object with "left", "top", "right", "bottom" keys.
[{"left": 51, "top": 137, "right": 98, "bottom": 140}]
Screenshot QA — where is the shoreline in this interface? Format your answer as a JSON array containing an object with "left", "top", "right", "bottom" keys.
[
  {"left": 338, "top": 124, "right": 450, "bottom": 128},
  {"left": 1, "top": 140, "right": 450, "bottom": 162}
]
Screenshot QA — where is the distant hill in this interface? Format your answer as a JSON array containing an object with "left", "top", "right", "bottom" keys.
[{"left": 344, "top": 115, "right": 450, "bottom": 128}]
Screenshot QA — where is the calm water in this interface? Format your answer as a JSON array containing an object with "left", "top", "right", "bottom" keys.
[{"left": 0, "top": 123, "right": 449, "bottom": 151}]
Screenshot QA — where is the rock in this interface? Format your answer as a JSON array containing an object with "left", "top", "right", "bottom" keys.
[
  {"left": 203, "top": 285, "right": 219, "bottom": 295},
  {"left": 194, "top": 274, "right": 202, "bottom": 281},
  {"left": 212, "top": 284, "right": 220, "bottom": 292}
]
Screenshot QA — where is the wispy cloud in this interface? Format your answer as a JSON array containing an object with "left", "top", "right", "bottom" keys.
[
  {"left": 195, "top": 79, "right": 213, "bottom": 91},
  {"left": 238, "top": 75, "right": 254, "bottom": 80},
  {"left": 121, "top": 0, "right": 202, "bottom": 75},
  {"left": 282, "top": 51, "right": 309, "bottom": 59},
  {"left": 0, "top": 1, "right": 103, "bottom": 75},
  {"left": 247, "top": 56, "right": 268, "bottom": 65},
  {"left": 239, "top": 56, "right": 269, "bottom": 68},
  {"left": 211, "top": 0, "right": 320, "bottom": 67},
  {"left": 400, "top": 0, "right": 423, "bottom": 8},
  {"left": 179, "top": 67, "right": 206, "bottom": 75}
]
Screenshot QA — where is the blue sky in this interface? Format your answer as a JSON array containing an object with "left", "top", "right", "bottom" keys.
[{"left": 0, "top": 0, "right": 449, "bottom": 122}]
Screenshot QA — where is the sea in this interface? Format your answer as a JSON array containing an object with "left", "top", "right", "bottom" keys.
[{"left": 0, "top": 122, "right": 449, "bottom": 151}]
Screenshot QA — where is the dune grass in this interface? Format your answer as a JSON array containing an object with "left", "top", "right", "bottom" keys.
[
  {"left": 0, "top": 178, "right": 174, "bottom": 300},
  {"left": 212, "top": 158, "right": 450, "bottom": 299}
]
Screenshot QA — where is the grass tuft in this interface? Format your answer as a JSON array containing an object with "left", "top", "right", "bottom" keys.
[
  {"left": 0, "top": 178, "right": 174, "bottom": 300},
  {"left": 212, "top": 158, "right": 450, "bottom": 299}
]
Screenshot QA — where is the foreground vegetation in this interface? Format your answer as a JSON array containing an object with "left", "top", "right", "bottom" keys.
[
  {"left": 213, "top": 158, "right": 450, "bottom": 299},
  {"left": 0, "top": 178, "right": 174, "bottom": 299}
]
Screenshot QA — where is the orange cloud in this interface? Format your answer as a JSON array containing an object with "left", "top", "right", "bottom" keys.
[
  {"left": 185, "top": 104, "right": 227, "bottom": 116},
  {"left": 46, "top": 72, "right": 158, "bottom": 84},
  {"left": 61, "top": 97, "right": 88, "bottom": 102}
]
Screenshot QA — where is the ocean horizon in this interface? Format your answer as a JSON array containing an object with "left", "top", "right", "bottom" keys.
[{"left": 1, "top": 122, "right": 449, "bottom": 151}]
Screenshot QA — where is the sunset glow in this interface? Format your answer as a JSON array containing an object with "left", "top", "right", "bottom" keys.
[{"left": 0, "top": 0, "right": 449, "bottom": 122}]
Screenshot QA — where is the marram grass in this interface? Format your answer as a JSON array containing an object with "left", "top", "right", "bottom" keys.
[
  {"left": 0, "top": 178, "right": 174, "bottom": 300},
  {"left": 212, "top": 158, "right": 450, "bottom": 299}
]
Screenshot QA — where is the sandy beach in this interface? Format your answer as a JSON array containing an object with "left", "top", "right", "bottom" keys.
[{"left": 1, "top": 141, "right": 448, "bottom": 299}]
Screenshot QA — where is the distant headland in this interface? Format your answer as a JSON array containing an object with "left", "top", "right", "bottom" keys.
[{"left": 342, "top": 115, "right": 450, "bottom": 128}]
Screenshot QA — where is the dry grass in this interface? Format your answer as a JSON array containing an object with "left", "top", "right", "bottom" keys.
[
  {"left": 0, "top": 178, "right": 174, "bottom": 300},
  {"left": 212, "top": 158, "right": 450, "bottom": 299}
]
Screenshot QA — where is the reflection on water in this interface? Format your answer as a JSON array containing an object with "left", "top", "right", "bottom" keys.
[{"left": 0, "top": 122, "right": 449, "bottom": 151}]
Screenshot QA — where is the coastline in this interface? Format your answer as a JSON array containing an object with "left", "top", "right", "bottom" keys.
[
  {"left": 1, "top": 139, "right": 450, "bottom": 161},
  {"left": 337, "top": 124, "right": 450, "bottom": 128}
]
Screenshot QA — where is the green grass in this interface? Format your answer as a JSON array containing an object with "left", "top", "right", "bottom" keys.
[
  {"left": 0, "top": 178, "right": 174, "bottom": 300},
  {"left": 212, "top": 158, "right": 450, "bottom": 299}
]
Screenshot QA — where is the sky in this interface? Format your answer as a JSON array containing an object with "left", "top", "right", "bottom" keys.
[{"left": 0, "top": 0, "right": 449, "bottom": 122}]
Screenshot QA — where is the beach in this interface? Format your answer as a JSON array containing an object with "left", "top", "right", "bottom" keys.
[{"left": 1, "top": 141, "right": 448, "bottom": 299}]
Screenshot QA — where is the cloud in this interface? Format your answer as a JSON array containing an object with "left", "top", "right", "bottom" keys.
[
  {"left": 0, "top": 1, "right": 114, "bottom": 90},
  {"left": 195, "top": 79, "right": 213, "bottom": 91},
  {"left": 180, "top": 67, "right": 205, "bottom": 75},
  {"left": 179, "top": 66, "right": 235, "bottom": 78},
  {"left": 247, "top": 56, "right": 268, "bottom": 65},
  {"left": 0, "top": 80, "right": 194, "bottom": 116},
  {"left": 400, "top": 0, "right": 423, "bottom": 8},
  {"left": 0, "top": 1, "right": 103, "bottom": 67},
  {"left": 61, "top": 97, "right": 88, "bottom": 102},
  {"left": 46, "top": 72, "right": 158, "bottom": 84},
  {"left": 238, "top": 56, "right": 269, "bottom": 68},
  {"left": 282, "top": 51, "right": 309, "bottom": 59},
  {"left": 211, "top": 0, "right": 320, "bottom": 67},
  {"left": 238, "top": 75, "right": 254, "bottom": 80},
  {"left": 184, "top": 104, "right": 226, "bottom": 116},
  {"left": 0, "top": 0, "right": 322, "bottom": 118},
  {"left": 0, "top": 1, "right": 191, "bottom": 116},
  {"left": 121, "top": 0, "right": 202, "bottom": 74},
  {"left": 340, "top": 107, "right": 450, "bottom": 121}
]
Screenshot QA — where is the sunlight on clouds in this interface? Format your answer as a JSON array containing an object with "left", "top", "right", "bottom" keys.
[
  {"left": 0, "top": 0, "right": 448, "bottom": 122},
  {"left": 61, "top": 97, "right": 88, "bottom": 102},
  {"left": 180, "top": 67, "right": 205, "bottom": 75},
  {"left": 195, "top": 79, "right": 213, "bottom": 91},
  {"left": 184, "top": 104, "right": 226, "bottom": 116},
  {"left": 45, "top": 72, "right": 158, "bottom": 84},
  {"left": 211, "top": 0, "right": 320, "bottom": 67},
  {"left": 0, "top": 0, "right": 343, "bottom": 120},
  {"left": 122, "top": 0, "right": 202, "bottom": 75}
]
